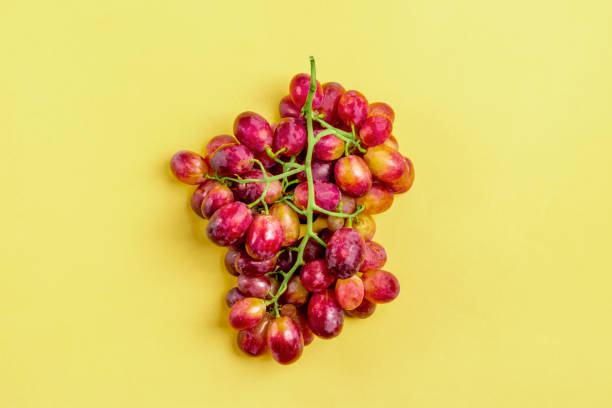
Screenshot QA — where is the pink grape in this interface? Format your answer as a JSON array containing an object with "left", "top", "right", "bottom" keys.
[
  {"left": 273, "top": 117, "right": 307, "bottom": 156},
  {"left": 245, "top": 214, "right": 284, "bottom": 261},
  {"left": 170, "top": 150, "right": 209, "bottom": 185},
  {"left": 362, "top": 270, "right": 400, "bottom": 303},
  {"left": 384, "top": 156, "right": 415, "bottom": 194},
  {"left": 307, "top": 289, "right": 344, "bottom": 339},
  {"left": 289, "top": 73, "right": 323, "bottom": 110},
  {"left": 297, "top": 159, "right": 334, "bottom": 183},
  {"left": 234, "top": 251, "right": 278, "bottom": 276},
  {"left": 368, "top": 102, "right": 395, "bottom": 123},
  {"left": 229, "top": 297, "right": 266, "bottom": 330},
  {"left": 293, "top": 181, "right": 341, "bottom": 212},
  {"left": 312, "top": 131, "right": 345, "bottom": 161},
  {"left": 204, "top": 135, "right": 236, "bottom": 158},
  {"left": 325, "top": 228, "right": 366, "bottom": 279},
  {"left": 210, "top": 144, "right": 254, "bottom": 176},
  {"left": 224, "top": 249, "right": 241, "bottom": 276},
  {"left": 327, "top": 193, "right": 356, "bottom": 231},
  {"left": 280, "top": 304, "right": 314, "bottom": 346},
  {"left": 279, "top": 95, "right": 300, "bottom": 118},
  {"left": 360, "top": 241, "right": 387, "bottom": 272},
  {"left": 206, "top": 202, "right": 253, "bottom": 247},
  {"left": 363, "top": 145, "right": 406, "bottom": 184},
  {"left": 335, "top": 275, "right": 364, "bottom": 310},
  {"left": 233, "top": 170, "right": 282, "bottom": 204},
  {"left": 345, "top": 297, "right": 376, "bottom": 318},
  {"left": 190, "top": 180, "right": 219, "bottom": 218},
  {"left": 238, "top": 274, "right": 271, "bottom": 298},
  {"left": 269, "top": 203, "right": 300, "bottom": 247},
  {"left": 355, "top": 183, "right": 394, "bottom": 214},
  {"left": 266, "top": 316, "right": 304, "bottom": 364},
  {"left": 237, "top": 313, "right": 270, "bottom": 356},
  {"left": 300, "top": 259, "right": 335, "bottom": 292},
  {"left": 337, "top": 90, "right": 369, "bottom": 127},
  {"left": 334, "top": 155, "right": 372, "bottom": 197},
  {"left": 319, "top": 82, "right": 345, "bottom": 124},
  {"left": 281, "top": 275, "right": 310, "bottom": 307},
  {"left": 233, "top": 111, "right": 273, "bottom": 153},
  {"left": 201, "top": 183, "right": 234, "bottom": 219},
  {"left": 359, "top": 114, "right": 392, "bottom": 147}
]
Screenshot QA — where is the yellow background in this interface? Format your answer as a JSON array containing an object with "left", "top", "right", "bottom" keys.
[{"left": 1, "top": 0, "right": 611, "bottom": 406}]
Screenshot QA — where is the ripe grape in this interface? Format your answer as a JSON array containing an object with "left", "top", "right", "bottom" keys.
[
  {"left": 312, "top": 131, "right": 345, "bottom": 161},
  {"left": 345, "top": 297, "right": 376, "bottom": 318},
  {"left": 237, "top": 313, "right": 270, "bottom": 356},
  {"left": 360, "top": 241, "right": 387, "bottom": 272},
  {"left": 279, "top": 95, "right": 300, "bottom": 118},
  {"left": 297, "top": 159, "right": 334, "bottom": 183},
  {"left": 334, "top": 155, "right": 372, "bottom": 197},
  {"left": 245, "top": 214, "right": 284, "bottom": 261},
  {"left": 266, "top": 316, "right": 304, "bottom": 364},
  {"left": 229, "top": 297, "right": 266, "bottom": 330},
  {"left": 325, "top": 228, "right": 365, "bottom": 279},
  {"left": 252, "top": 150, "right": 277, "bottom": 169},
  {"left": 269, "top": 203, "right": 300, "bottom": 247},
  {"left": 293, "top": 180, "right": 341, "bottom": 212},
  {"left": 204, "top": 135, "right": 236, "bottom": 158},
  {"left": 276, "top": 249, "right": 297, "bottom": 272},
  {"left": 281, "top": 275, "right": 310, "bottom": 307},
  {"left": 307, "top": 289, "right": 344, "bottom": 339},
  {"left": 273, "top": 117, "right": 307, "bottom": 156},
  {"left": 319, "top": 82, "right": 345, "bottom": 123},
  {"left": 233, "top": 111, "right": 273, "bottom": 153},
  {"left": 238, "top": 274, "right": 271, "bottom": 298},
  {"left": 384, "top": 156, "right": 415, "bottom": 194},
  {"left": 225, "top": 287, "right": 245, "bottom": 307},
  {"left": 327, "top": 193, "right": 356, "bottom": 231},
  {"left": 368, "top": 102, "right": 395, "bottom": 123},
  {"left": 300, "top": 259, "right": 335, "bottom": 292},
  {"left": 363, "top": 145, "right": 405, "bottom": 184},
  {"left": 353, "top": 213, "right": 376, "bottom": 241},
  {"left": 233, "top": 170, "right": 282, "bottom": 204},
  {"left": 335, "top": 275, "right": 364, "bottom": 310},
  {"left": 170, "top": 150, "right": 208, "bottom": 185},
  {"left": 280, "top": 304, "right": 314, "bottom": 346},
  {"left": 234, "top": 251, "right": 277, "bottom": 276},
  {"left": 206, "top": 202, "right": 253, "bottom": 247},
  {"left": 201, "top": 183, "right": 234, "bottom": 218},
  {"left": 359, "top": 114, "right": 392, "bottom": 147},
  {"left": 355, "top": 183, "right": 393, "bottom": 214},
  {"left": 289, "top": 73, "right": 323, "bottom": 110},
  {"left": 362, "top": 270, "right": 400, "bottom": 303},
  {"left": 209, "top": 144, "right": 254, "bottom": 176},
  {"left": 224, "top": 249, "right": 241, "bottom": 276},
  {"left": 190, "top": 180, "right": 219, "bottom": 218},
  {"left": 337, "top": 90, "right": 368, "bottom": 127}
]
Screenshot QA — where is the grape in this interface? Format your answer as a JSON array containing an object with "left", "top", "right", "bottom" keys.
[
  {"left": 234, "top": 250, "right": 277, "bottom": 276},
  {"left": 307, "top": 289, "right": 344, "bottom": 338},
  {"left": 268, "top": 278, "right": 280, "bottom": 299},
  {"left": 224, "top": 249, "right": 241, "bottom": 276},
  {"left": 355, "top": 183, "right": 393, "bottom": 214},
  {"left": 280, "top": 304, "right": 314, "bottom": 346},
  {"left": 266, "top": 316, "right": 304, "bottom": 364},
  {"left": 229, "top": 297, "right": 266, "bottom": 330},
  {"left": 333, "top": 155, "right": 372, "bottom": 197},
  {"left": 353, "top": 213, "right": 376, "bottom": 241},
  {"left": 302, "top": 236, "right": 325, "bottom": 263},
  {"left": 269, "top": 203, "right": 300, "bottom": 247},
  {"left": 368, "top": 102, "right": 395, "bottom": 123},
  {"left": 363, "top": 145, "right": 406, "bottom": 184},
  {"left": 233, "top": 111, "right": 273, "bottom": 153},
  {"left": 238, "top": 274, "right": 271, "bottom": 298},
  {"left": 204, "top": 135, "right": 236, "bottom": 158},
  {"left": 345, "top": 297, "right": 376, "bottom": 318},
  {"left": 289, "top": 73, "right": 323, "bottom": 110},
  {"left": 325, "top": 228, "right": 365, "bottom": 279},
  {"left": 276, "top": 249, "right": 297, "bottom": 272},
  {"left": 359, "top": 114, "right": 392, "bottom": 147},
  {"left": 201, "top": 183, "right": 234, "bottom": 218},
  {"left": 281, "top": 275, "right": 310, "bottom": 307},
  {"left": 337, "top": 90, "right": 369, "bottom": 127},
  {"left": 252, "top": 150, "right": 277, "bottom": 169},
  {"left": 297, "top": 159, "right": 333, "bottom": 182},
  {"left": 384, "top": 156, "right": 415, "bottom": 194},
  {"left": 319, "top": 82, "right": 345, "bottom": 124},
  {"left": 335, "top": 275, "right": 364, "bottom": 310},
  {"left": 327, "top": 193, "right": 356, "bottom": 231},
  {"left": 362, "top": 270, "right": 400, "bottom": 303},
  {"left": 300, "top": 259, "right": 335, "bottom": 292},
  {"left": 225, "top": 287, "right": 245, "bottom": 307},
  {"left": 273, "top": 117, "right": 307, "bottom": 156},
  {"left": 170, "top": 150, "right": 209, "bottom": 185},
  {"left": 209, "top": 144, "right": 254, "bottom": 176},
  {"left": 206, "top": 202, "right": 253, "bottom": 247},
  {"left": 279, "top": 95, "right": 300, "bottom": 118},
  {"left": 312, "top": 131, "right": 345, "bottom": 161},
  {"left": 245, "top": 214, "right": 284, "bottom": 261},
  {"left": 293, "top": 181, "right": 341, "bottom": 212},
  {"left": 237, "top": 313, "right": 270, "bottom": 356},
  {"left": 382, "top": 134, "right": 399, "bottom": 150},
  {"left": 360, "top": 241, "right": 387, "bottom": 272},
  {"left": 233, "top": 170, "right": 282, "bottom": 204},
  {"left": 190, "top": 180, "right": 219, "bottom": 218}
]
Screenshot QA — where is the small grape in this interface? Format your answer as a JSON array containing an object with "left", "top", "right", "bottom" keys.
[
  {"left": 319, "top": 82, "right": 345, "bottom": 124},
  {"left": 224, "top": 249, "right": 241, "bottom": 276},
  {"left": 325, "top": 228, "right": 366, "bottom": 279},
  {"left": 360, "top": 241, "right": 387, "bottom": 272},
  {"left": 363, "top": 145, "right": 406, "bottom": 184},
  {"left": 368, "top": 102, "right": 395, "bottom": 123},
  {"left": 312, "top": 131, "right": 345, "bottom": 161},
  {"left": 384, "top": 156, "right": 415, "bottom": 194},
  {"left": 225, "top": 287, "right": 245, "bottom": 307},
  {"left": 289, "top": 73, "right": 323, "bottom": 110},
  {"left": 362, "top": 270, "right": 400, "bottom": 303},
  {"left": 234, "top": 250, "right": 278, "bottom": 276},
  {"left": 233, "top": 111, "right": 273, "bottom": 153},
  {"left": 170, "top": 150, "right": 208, "bottom": 185},
  {"left": 279, "top": 95, "right": 300, "bottom": 118},
  {"left": 359, "top": 114, "right": 392, "bottom": 147},
  {"left": 269, "top": 203, "right": 300, "bottom": 247},
  {"left": 190, "top": 180, "right": 219, "bottom": 218},
  {"left": 266, "top": 316, "right": 304, "bottom": 364},
  {"left": 233, "top": 170, "right": 282, "bottom": 204},
  {"left": 353, "top": 213, "right": 376, "bottom": 241},
  {"left": 382, "top": 134, "right": 399, "bottom": 150},
  {"left": 276, "top": 249, "right": 297, "bottom": 272},
  {"left": 201, "top": 183, "right": 234, "bottom": 219},
  {"left": 204, "top": 135, "right": 236, "bottom": 159},
  {"left": 281, "top": 275, "right": 310, "bottom": 307},
  {"left": 229, "top": 297, "right": 266, "bottom": 330},
  {"left": 337, "top": 90, "right": 369, "bottom": 127},
  {"left": 307, "top": 289, "right": 344, "bottom": 339},
  {"left": 273, "top": 117, "right": 307, "bottom": 156},
  {"left": 280, "top": 304, "right": 314, "bottom": 346},
  {"left": 334, "top": 155, "right": 372, "bottom": 197},
  {"left": 297, "top": 159, "right": 334, "bottom": 182},
  {"left": 238, "top": 274, "right": 271, "bottom": 298},
  {"left": 206, "top": 202, "right": 253, "bottom": 247},
  {"left": 209, "top": 144, "right": 254, "bottom": 176},
  {"left": 245, "top": 214, "right": 284, "bottom": 261},
  {"left": 355, "top": 183, "right": 394, "bottom": 214},
  {"left": 300, "top": 259, "right": 335, "bottom": 292},
  {"left": 335, "top": 275, "right": 364, "bottom": 310},
  {"left": 345, "top": 297, "right": 376, "bottom": 318},
  {"left": 293, "top": 181, "right": 341, "bottom": 212},
  {"left": 237, "top": 313, "right": 270, "bottom": 356}
]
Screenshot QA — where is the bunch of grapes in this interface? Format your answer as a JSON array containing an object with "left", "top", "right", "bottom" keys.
[{"left": 170, "top": 57, "right": 414, "bottom": 364}]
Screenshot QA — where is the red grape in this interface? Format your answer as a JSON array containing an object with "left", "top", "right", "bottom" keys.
[
  {"left": 363, "top": 145, "right": 405, "bottom": 184},
  {"left": 233, "top": 170, "right": 282, "bottom": 204},
  {"left": 325, "top": 228, "right": 365, "bottom": 279},
  {"left": 266, "top": 316, "right": 304, "bottom": 364},
  {"left": 225, "top": 287, "right": 245, "bottom": 307},
  {"left": 345, "top": 297, "right": 376, "bottom": 318},
  {"left": 245, "top": 214, "right": 284, "bottom": 261},
  {"left": 360, "top": 241, "right": 387, "bottom": 272},
  {"left": 273, "top": 117, "right": 307, "bottom": 156},
  {"left": 289, "top": 73, "right": 323, "bottom": 110},
  {"left": 277, "top": 249, "right": 297, "bottom": 272},
  {"left": 229, "top": 297, "right": 266, "bottom": 330},
  {"left": 204, "top": 135, "right": 236, "bottom": 158},
  {"left": 280, "top": 304, "right": 314, "bottom": 346},
  {"left": 312, "top": 131, "right": 345, "bottom": 161},
  {"left": 362, "top": 270, "right": 400, "bottom": 303},
  {"left": 281, "top": 275, "right": 310, "bottom": 307},
  {"left": 337, "top": 90, "right": 369, "bottom": 127},
  {"left": 224, "top": 249, "right": 241, "bottom": 276},
  {"left": 279, "top": 95, "right": 300, "bottom": 118},
  {"left": 252, "top": 150, "right": 277, "bottom": 169},
  {"left": 335, "top": 275, "right": 364, "bottom": 310},
  {"left": 293, "top": 180, "right": 341, "bottom": 212},
  {"left": 201, "top": 183, "right": 234, "bottom": 218},
  {"left": 234, "top": 251, "right": 278, "bottom": 276},
  {"left": 368, "top": 102, "right": 395, "bottom": 123},
  {"left": 238, "top": 274, "right": 271, "bottom": 298},
  {"left": 233, "top": 111, "right": 273, "bottom": 153},
  {"left": 319, "top": 82, "right": 345, "bottom": 123},
  {"left": 210, "top": 144, "right": 254, "bottom": 176},
  {"left": 334, "top": 155, "right": 372, "bottom": 197},
  {"left": 384, "top": 156, "right": 415, "bottom": 194},
  {"left": 353, "top": 213, "right": 376, "bottom": 241},
  {"left": 190, "top": 180, "right": 219, "bottom": 218},
  {"left": 355, "top": 183, "right": 393, "bottom": 214},
  {"left": 237, "top": 313, "right": 270, "bottom": 356},
  {"left": 206, "top": 202, "right": 253, "bottom": 247},
  {"left": 269, "top": 203, "right": 300, "bottom": 247},
  {"left": 170, "top": 150, "right": 208, "bottom": 185},
  {"left": 297, "top": 159, "right": 334, "bottom": 182},
  {"left": 300, "top": 259, "right": 335, "bottom": 292},
  {"left": 307, "top": 289, "right": 344, "bottom": 339},
  {"left": 359, "top": 114, "right": 392, "bottom": 147}
]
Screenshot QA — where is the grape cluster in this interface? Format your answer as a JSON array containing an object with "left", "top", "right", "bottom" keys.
[{"left": 170, "top": 57, "right": 414, "bottom": 364}]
